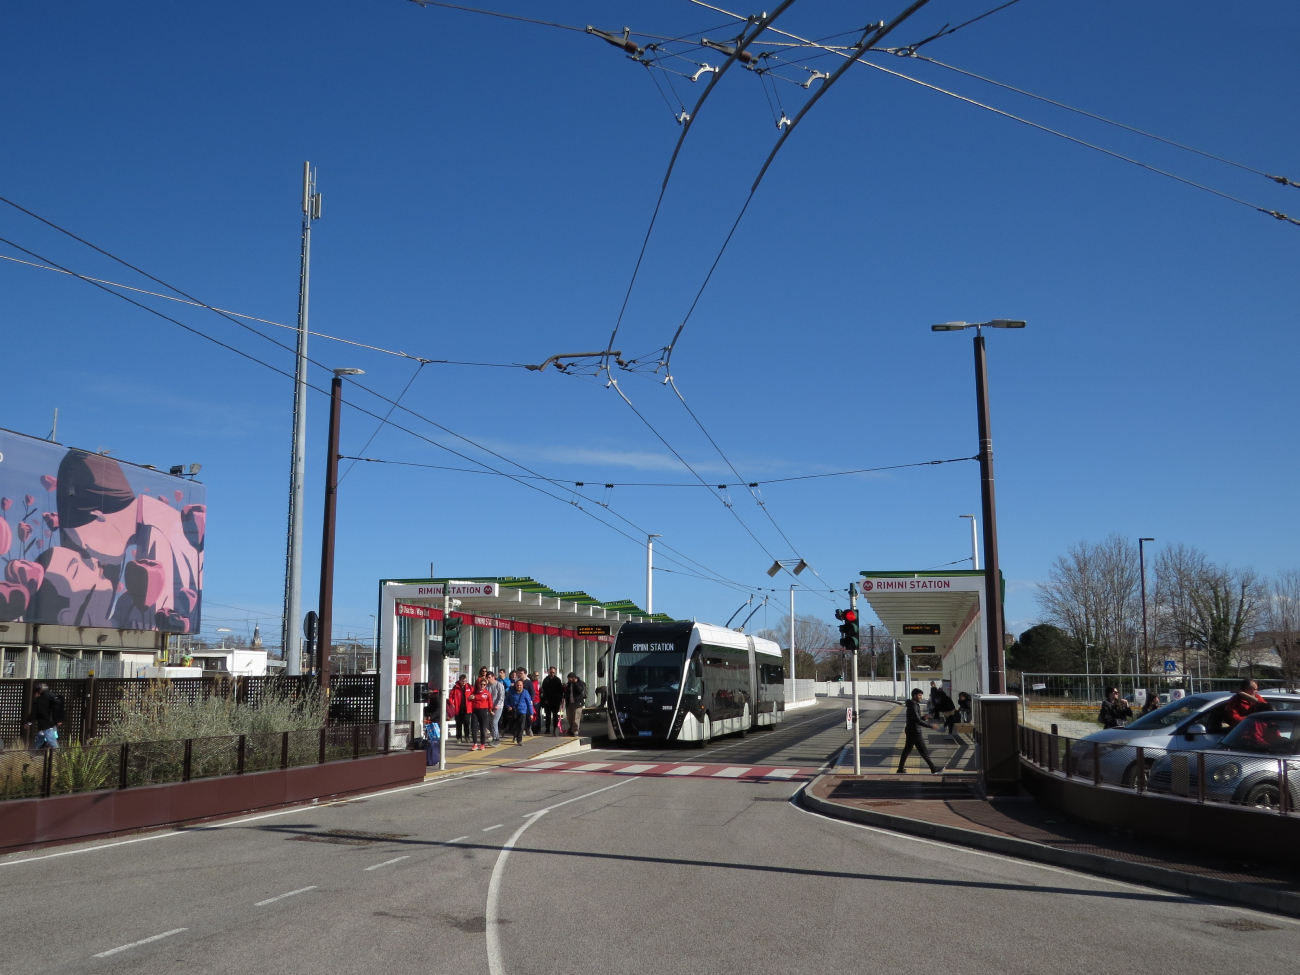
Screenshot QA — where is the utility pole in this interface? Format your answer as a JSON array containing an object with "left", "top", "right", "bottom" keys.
[
  {"left": 789, "top": 584, "right": 796, "bottom": 693},
  {"left": 892, "top": 638, "right": 899, "bottom": 702},
  {"left": 317, "top": 368, "right": 362, "bottom": 696},
  {"left": 282, "top": 161, "right": 320, "bottom": 676},
  {"left": 440, "top": 587, "right": 450, "bottom": 771}
]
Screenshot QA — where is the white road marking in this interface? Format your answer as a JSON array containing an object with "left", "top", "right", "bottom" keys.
[
  {"left": 617, "top": 764, "right": 658, "bottom": 774},
  {"left": 486, "top": 779, "right": 635, "bottom": 975},
  {"left": 93, "top": 929, "right": 186, "bottom": 958},
  {"left": 763, "top": 768, "right": 798, "bottom": 779},
  {"left": 568, "top": 762, "right": 613, "bottom": 772},
  {"left": 254, "top": 886, "right": 318, "bottom": 906},
  {"left": 446, "top": 836, "right": 469, "bottom": 844},
  {"left": 663, "top": 765, "right": 705, "bottom": 776},
  {"left": 712, "top": 767, "right": 751, "bottom": 778},
  {"left": 0, "top": 771, "right": 492, "bottom": 868},
  {"left": 365, "top": 856, "right": 410, "bottom": 871},
  {"left": 789, "top": 788, "right": 1300, "bottom": 927},
  {"left": 482, "top": 824, "right": 503, "bottom": 832},
  {"left": 521, "top": 761, "right": 565, "bottom": 770}
]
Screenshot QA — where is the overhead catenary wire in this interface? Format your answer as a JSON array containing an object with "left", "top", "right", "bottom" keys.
[
  {"left": 890, "top": 51, "right": 1300, "bottom": 190},
  {"left": 340, "top": 452, "right": 975, "bottom": 487},
  {"left": 854, "top": 57, "right": 1300, "bottom": 227},
  {"left": 0, "top": 234, "right": 762, "bottom": 601},
  {"left": 0, "top": 252, "right": 526, "bottom": 368}
]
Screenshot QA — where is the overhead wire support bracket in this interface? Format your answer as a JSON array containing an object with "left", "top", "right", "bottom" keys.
[
  {"left": 587, "top": 25, "right": 644, "bottom": 56},
  {"left": 527, "top": 350, "right": 623, "bottom": 373}
]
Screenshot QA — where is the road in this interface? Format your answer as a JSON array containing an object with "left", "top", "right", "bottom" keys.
[{"left": 2, "top": 703, "right": 1295, "bottom": 974}]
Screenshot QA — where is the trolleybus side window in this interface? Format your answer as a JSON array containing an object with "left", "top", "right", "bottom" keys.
[
  {"left": 701, "top": 644, "right": 749, "bottom": 719},
  {"left": 683, "top": 652, "right": 703, "bottom": 695}
]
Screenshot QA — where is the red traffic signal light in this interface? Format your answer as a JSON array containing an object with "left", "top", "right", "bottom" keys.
[{"left": 835, "top": 608, "right": 858, "bottom": 623}]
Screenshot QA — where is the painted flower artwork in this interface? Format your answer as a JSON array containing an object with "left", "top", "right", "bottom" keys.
[{"left": 0, "top": 428, "right": 205, "bottom": 630}]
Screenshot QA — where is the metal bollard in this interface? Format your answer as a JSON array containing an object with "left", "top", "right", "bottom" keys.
[
  {"left": 352, "top": 724, "right": 361, "bottom": 760},
  {"left": 1092, "top": 741, "right": 1101, "bottom": 786},
  {"left": 183, "top": 739, "right": 193, "bottom": 782},
  {"left": 1196, "top": 751, "right": 1206, "bottom": 803},
  {"left": 318, "top": 727, "right": 327, "bottom": 764},
  {"left": 281, "top": 731, "right": 290, "bottom": 770},
  {"left": 236, "top": 735, "right": 247, "bottom": 775}
]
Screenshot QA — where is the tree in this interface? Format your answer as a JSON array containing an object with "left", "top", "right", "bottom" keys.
[
  {"left": 755, "top": 613, "right": 836, "bottom": 680},
  {"left": 1264, "top": 569, "right": 1300, "bottom": 688},
  {"left": 1153, "top": 544, "right": 1212, "bottom": 675},
  {"left": 1036, "top": 535, "right": 1141, "bottom": 673},
  {"left": 1182, "top": 567, "right": 1262, "bottom": 676},
  {"left": 1008, "top": 623, "right": 1082, "bottom": 675}
]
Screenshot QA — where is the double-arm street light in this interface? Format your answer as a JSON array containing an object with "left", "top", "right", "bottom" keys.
[
  {"left": 932, "top": 319, "right": 1025, "bottom": 695},
  {"left": 767, "top": 558, "right": 809, "bottom": 686},
  {"left": 318, "top": 367, "right": 364, "bottom": 694}
]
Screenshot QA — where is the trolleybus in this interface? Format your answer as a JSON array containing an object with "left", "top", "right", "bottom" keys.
[{"left": 601, "top": 620, "right": 785, "bottom": 745}]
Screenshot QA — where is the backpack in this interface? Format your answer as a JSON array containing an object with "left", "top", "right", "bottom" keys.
[{"left": 50, "top": 692, "right": 66, "bottom": 724}]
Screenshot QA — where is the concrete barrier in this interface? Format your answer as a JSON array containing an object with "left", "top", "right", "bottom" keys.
[{"left": 0, "top": 750, "right": 427, "bottom": 854}]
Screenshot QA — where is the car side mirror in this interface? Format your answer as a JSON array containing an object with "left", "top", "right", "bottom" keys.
[{"left": 1184, "top": 723, "right": 1207, "bottom": 741}]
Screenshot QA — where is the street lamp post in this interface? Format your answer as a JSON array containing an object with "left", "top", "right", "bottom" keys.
[
  {"left": 646, "top": 534, "right": 661, "bottom": 615},
  {"left": 959, "top": 514, "right": 979, "bottom": 569},
  {"left": 766, "top": 558, "right": 809, "bottom": 697},
  {"left": 932, "top": 319, "right": 1025, "bottom": 694},
  {"left": 1139, "top": 537, "right": 1155, "bottom": 675},
  {"left": 317, "top": 367, "right": 364, "bottom": 696}
]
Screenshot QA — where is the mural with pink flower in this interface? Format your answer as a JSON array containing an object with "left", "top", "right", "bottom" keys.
[{"left": 0, "top": 427, "right": 205, "bottom": 630}]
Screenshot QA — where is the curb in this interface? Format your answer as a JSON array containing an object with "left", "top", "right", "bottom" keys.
[{"left": 800, "top": 775, "right": 1300, "bottom": 920}]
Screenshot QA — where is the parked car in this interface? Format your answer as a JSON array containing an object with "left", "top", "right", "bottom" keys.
[
  {"left": 1069, "top": 691, "right": 1300, "bottom": 786},
  {"left": 1148, "top": 712, "right": 1300, "bottom": 809}
]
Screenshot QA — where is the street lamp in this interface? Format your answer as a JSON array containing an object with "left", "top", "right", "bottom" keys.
[
  {"left": 317, "top": 367, "right": 364, "bottom": 695},
  {"left": 646, "top": 534, "right": 661, "bottom": 615},
  {"left": 959, "top": 514, "right": 979, "bottom": 569},
  {"left": 931, "top": 319, "right": 1025, "bottom": 694},
  {"left": 766, "top": 559, "right": 809, "bottom": 694},
  {"left": 1139, "top": 537, "right": 1155, "bottom": 676}
]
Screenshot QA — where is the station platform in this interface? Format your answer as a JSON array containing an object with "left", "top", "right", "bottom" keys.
[
  {"left": 831, "top": 702, "right": 978, "bottom": 775},
  {"left": 422, "top": 730, "right": 589, "bottom": 780}
]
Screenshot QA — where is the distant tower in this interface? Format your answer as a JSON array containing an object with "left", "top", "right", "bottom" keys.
[{"left": 252, "top": 624, "right": 263, "bottom": 650}]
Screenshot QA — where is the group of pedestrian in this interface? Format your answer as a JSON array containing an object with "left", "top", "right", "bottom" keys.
[
  {"left": 442, "top": 666, "right": 587, "bottom": 750},
  {"left": 926, "top": 682, "right": 972, "bottom": 736}
]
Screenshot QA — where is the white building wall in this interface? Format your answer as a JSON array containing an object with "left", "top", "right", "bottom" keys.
[{"left": 944, "top": 616, "right": 983, "bottom": 697}]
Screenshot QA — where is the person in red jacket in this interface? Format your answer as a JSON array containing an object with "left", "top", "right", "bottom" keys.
[
  {"left": 1225, "top": 679, "right": 1271, "bottom": 728},
  {"left": 447, "top": 674, "right": 473, "bottom": 744},
  {"left": 470, "top": 678, "right": 494, "bottom": 751}
]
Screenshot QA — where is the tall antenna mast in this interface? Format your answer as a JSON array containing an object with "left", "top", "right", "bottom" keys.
[{"left": 282, "top": 161, "right": 321, "bottom": 675}]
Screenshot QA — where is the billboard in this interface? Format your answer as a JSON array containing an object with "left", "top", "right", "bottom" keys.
[{"left": 0, "top": 428, "right": 204, "bottom": 632}]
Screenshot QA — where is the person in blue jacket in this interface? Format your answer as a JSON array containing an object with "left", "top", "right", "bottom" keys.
[
  {"left": 422, "top": 709, "right": 441, "bottom": 766},
  {"left": 505, "top": 679, "right": 535, "bottom": 745}
]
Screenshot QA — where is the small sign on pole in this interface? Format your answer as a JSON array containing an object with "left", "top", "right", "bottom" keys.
[
  {"left": 1163, "top": 660, "right": 1177, "bottom": 673},
  {"left": 846, "top": 707, "right": 853, "bottom": 730}
]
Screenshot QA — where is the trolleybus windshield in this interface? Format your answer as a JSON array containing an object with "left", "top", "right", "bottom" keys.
[{"left": 613, "top": 651, "right": 684, "bottom": 696}]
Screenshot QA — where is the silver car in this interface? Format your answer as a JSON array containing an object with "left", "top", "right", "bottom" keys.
[
  {"left": 1149, "top": 712, "right": 1300, "bottom": 809},
  {"left": 1069, "top": 692, "right": 1300, "bottom": 786}
]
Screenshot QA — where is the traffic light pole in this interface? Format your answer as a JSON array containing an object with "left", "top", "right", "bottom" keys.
[{"left": 850, "top": 584, "right": 861, "bottom": 775}]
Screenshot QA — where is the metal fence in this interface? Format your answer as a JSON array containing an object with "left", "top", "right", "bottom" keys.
[
  {"left": 0, "top": 720, "right": 415, "bottom": 802},
  {"left": 0, "top": 675, "right": 377, "bottom": 745},
  {"left": 1019, "top": 673, "right": 1296, "bottom": 732},
  {"left": 1019, "top": 724, "right": 1297, "bottom": 816}
]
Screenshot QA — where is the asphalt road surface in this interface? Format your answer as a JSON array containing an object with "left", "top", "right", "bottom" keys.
[{"left": 3, "top": 703, "right": 1296, "bottom": 974}]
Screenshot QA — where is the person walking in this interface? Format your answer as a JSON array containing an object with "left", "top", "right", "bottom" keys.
[
  {"left": 521, "top": 671, "right": 537, "bottom": 737},
  {"left": 448, "top": 674, "right": 473, "bottom": 743},
  {"left": 505, "top": 678, "right": 535, "bottom": 745},
  {"left": 24, "top": 682, "right": 63, "bottom": 753},
  {"left": 1098, "top": 686, "right": 1133, "bottom": 729},
  {"left": 563, "top": 671, "right": 587, "bottom": 737},
  {"left": 541, "top": 666, "right": 565, "bottom": 735},
  {"left": 529, "top": 671, "right": 543, "bottom": 735},
  {"left": 897, "top": 688, "right": 940, "bottom": 774},
  {"left": 470, "top": 678, "right": 493, "bottom": 750},
  {"left": 488, "top": 672, "right": 506, "bottom": 745}
]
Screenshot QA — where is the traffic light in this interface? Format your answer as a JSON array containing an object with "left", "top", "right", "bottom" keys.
[
  {"left": 413, "top": 682, "right": 429, "bottom": 703},
  {"left": 443, "top": 615, "right": 462, "bottom": 657},
  {"left": 835, "top": 608, "right": 860, "bottom": 652}
]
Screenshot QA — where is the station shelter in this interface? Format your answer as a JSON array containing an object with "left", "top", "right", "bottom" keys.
[
  {"left": 377, "top": 576, "right": 671, "bottom": 723},
  {"left": 858, "top": 570, "right": 1000, "bottom": 699}
]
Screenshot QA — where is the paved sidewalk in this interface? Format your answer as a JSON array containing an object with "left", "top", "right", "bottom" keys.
[
  {"left": 830, "top": 704, "right": 977, "bottom": 775},
  {"left": 804, "top": 772, "right": 1300, "bottom": 917},
  {"left": 422, "top": 731, "right": 589, "bottom": 780}
]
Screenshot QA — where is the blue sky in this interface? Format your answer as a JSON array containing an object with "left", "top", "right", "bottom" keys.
[{"left": 2, "top": 0, "right": 1297, "bottom": 647}]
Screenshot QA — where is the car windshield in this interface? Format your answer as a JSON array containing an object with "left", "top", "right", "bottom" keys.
[
  {"left": 1125, "top": 694, "right": 1218, "bottom": 731},
  {"left": 614, "top": 652, "right": 684, "bottom": 696},
  {"left": 1220, "top": 713, "right": 1300, "bottom": 755}
]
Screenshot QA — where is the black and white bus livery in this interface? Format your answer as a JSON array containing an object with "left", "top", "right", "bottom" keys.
[{"left": 601, "top": 621, "right": 785, "bottom": 745}]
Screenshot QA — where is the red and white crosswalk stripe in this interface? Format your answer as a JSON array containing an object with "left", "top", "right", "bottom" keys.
[{"left": 507, "top": 760, "right": 815, "bottom": 781}]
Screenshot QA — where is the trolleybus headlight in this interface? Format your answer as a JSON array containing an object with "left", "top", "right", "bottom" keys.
[{"left": 1212, "top": 762, "right": 1241, "bottom": 783}]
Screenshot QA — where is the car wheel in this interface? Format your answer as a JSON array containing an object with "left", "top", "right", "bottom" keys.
[
  {"left": 1121, "top": 759, "right": 1154, "bottom": 788},
  {"left": 1244, "top": 781, "right": 1281, "bottom": 809}
]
